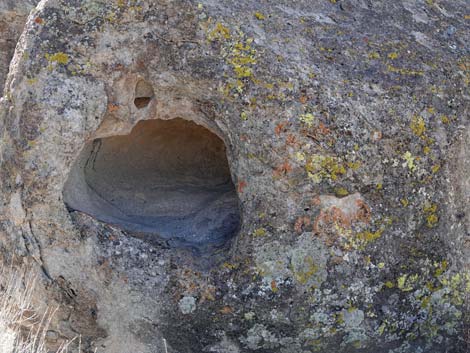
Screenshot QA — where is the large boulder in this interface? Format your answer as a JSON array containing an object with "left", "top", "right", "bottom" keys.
[{"left": 0, "top": 1, "right": 468, "bottom": 352}]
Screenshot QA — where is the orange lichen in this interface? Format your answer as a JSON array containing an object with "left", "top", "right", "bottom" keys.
[
  {"left": 237, "top": 180, "right": 247, "bottom": 193},
  {"left": 294, "top": 216, "right": 311, "bottom": 234},
  {"left": 313, "top": 194, "right": 371, "bottom": 234},
  {"left": 219, "top": 306, "right": 234, "bottom": 314},
  {"left": 286, "top": 134, "right": 297, "bottom": 146},
  {"left": 274, "top": 161, "right": 293, "bottom": 176},
  {"left": 312, "top": 194, "right": 372, "bottom": 247},
  {"left": 275, "top": 122, "right": 287, "bottom": 136}
]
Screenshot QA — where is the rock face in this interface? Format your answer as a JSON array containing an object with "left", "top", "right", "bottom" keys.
[
  {"left": 0, "top": 1, "right": 38, "bottom": 94},
  {"left": 0, "top": 1, "right": 469, "bottom": 353}
]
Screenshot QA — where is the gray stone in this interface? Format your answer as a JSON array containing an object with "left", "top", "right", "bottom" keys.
[{"left": 178, "top": 296, "right": 197, "bottom": 315}]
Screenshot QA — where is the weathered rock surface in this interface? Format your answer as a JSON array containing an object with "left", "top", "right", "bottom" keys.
[
  {"left": 0, "top": 1, "right": 469, "bottom": 353},
  {"left": 0, "top": 0, "right": 38, "bottom": 94}
]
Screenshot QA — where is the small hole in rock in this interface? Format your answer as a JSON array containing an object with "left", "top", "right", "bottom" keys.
[
  {"left": 134, "top": 80, "right": 154, "bottom": 109},
  {"left": 134, "top": 97, "right": 152, "bottom": 108}
]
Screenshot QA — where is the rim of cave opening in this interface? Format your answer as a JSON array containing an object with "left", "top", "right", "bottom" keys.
[{"left": 63, "top": 118, "right": 241, "bottom": 253}]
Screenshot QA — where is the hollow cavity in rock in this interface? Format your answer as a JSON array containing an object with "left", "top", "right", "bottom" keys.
[
  {"left": 63, "top": 118, "right": 240, "bottom": 250},
  {"left": 134, "top": 80, "right": 154, "bottom": 109}
]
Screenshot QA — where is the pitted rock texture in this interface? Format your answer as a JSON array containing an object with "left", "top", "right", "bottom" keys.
[{"left": 0, "top": 1, "right": 469, "bottom": 353}]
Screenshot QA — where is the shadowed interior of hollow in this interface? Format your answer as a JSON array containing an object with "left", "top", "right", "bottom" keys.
[{"left": 63, "top": 118, "right": 240, "bottom": 249}]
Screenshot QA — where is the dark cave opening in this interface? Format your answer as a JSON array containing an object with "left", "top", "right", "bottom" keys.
[{"left": 63, "top": 118, "right": 240, "bottom": 251}]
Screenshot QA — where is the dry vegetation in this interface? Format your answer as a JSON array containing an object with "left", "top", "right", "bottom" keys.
[{"left": 0, "top": 266, "right": 75, "bottom": 353}]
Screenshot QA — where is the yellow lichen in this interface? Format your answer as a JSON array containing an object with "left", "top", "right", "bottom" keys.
[
  {"left": 233, "top": 65, "right": 253, "bottom": 78},
  {"left": 441, "top": 115, "right": 450, "bottom": 124},
  {"left": 387, "top": 64, "right": 423, "bottom": 76},
  {"left": 305, "top": 155, "right": 346, "bottom": 183},
  {"left": 431, "top": 164, "right": 440, "bottom": 173},
  {"left": 45, "top": 52, "right": 69, "bottom": 65},
  {"left": 344, "top": 224, "right": 385, "bottom": 251},
  {"left": 420, "top": 296, "right": 430, "bottom": 308},
  {"left": 222, "top": 262, "right": 239, "bottom": 270},
  {"left": 216, "top": 33, "right": 258, "bottom": 92},
  {"left": 434, "top": 260, "right": 447, "bottom": 277},
  {"left": 253, "top": 228, "right": 267, "bottom": 237},
  {"left": 378, "top": 322, "right": 387, "bottom": 335},
  {"left": 410, "top": 115, "right": 426, "bottom": 137},
  {"left": 368, "top": 52, "right": 380, "bottom": 59},
  {"left": 271, "top": 280, "right": 279, "bottom": 292},
  {"left": 254, "top": 12, "right": 265, "bottom": 20},
  {"left": 295, "top": 152, "right": 306, "bottom": 162},
  {"left": 299, "top": 113, "right": 315, "bottom": 128},
  {"left": 402, "top": 151, "right": 416, "bottom": 172},
  {"left": 335, "top": 187, "right": 349, "bottom": 197},
  {"left": 347, "top": 161, "right": 361, "bottom": 171},
  {"left": 423, "top": 203, "right": 437, "bottom": 214},
  {"left": 355, "top": 229, "right": 383, "bottom": 244},
  {"left": 426, "top": 214, "right": 438, "bottom": 228},
  {"left": 423, "top": 202, "right": 439, "bottom": 227},
  {"left": 397, "top": 273, "right": 418, "bottom": 292},
  {"left": 293, "top": 256, "right": 318, "bottom": 285},
  {"left": 208, "top": 22, "right": 231, "bottom": 41}
]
